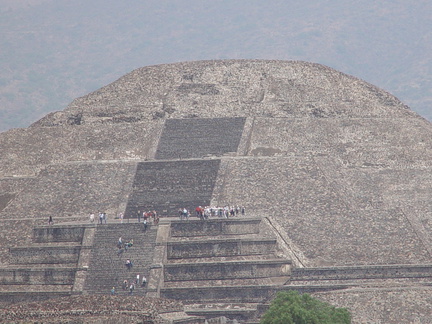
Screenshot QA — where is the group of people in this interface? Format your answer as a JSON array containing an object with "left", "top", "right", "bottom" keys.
[
  {"left": 111, "top": 236, "right": 148, "bottom": 295},
  {"left": 137, "top": 210, "right": 160, "bottom": 225},
  {"left": 88, "top": 212, "right": 107, "bottom": 224},
  {"left": 121, "top": 274, "right": 147, "bottom": 295},
  {"left": 111, "top": 274, "right": 147, "bottom": 295},
  {"left": 179, "top": 205, "right": 246, "bottom": 220},
  {"left": 91, "top": 205, "right": 247, "bottom": 224},
  {"left": 88, "top": 210, "right": 161, "bottom": 226},
  {"left": 117, "top": 237, "right": 134, "bottom": 256}
]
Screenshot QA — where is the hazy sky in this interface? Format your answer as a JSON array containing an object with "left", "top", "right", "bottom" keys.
[{"left": 1, "top": 0, "right": 431, "bottom": 131}]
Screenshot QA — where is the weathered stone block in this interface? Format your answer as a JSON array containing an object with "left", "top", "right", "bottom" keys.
[
  {"left": 10, "top": 246, "right": 81, "bottom": 264},
  {"left": 0, "top": 268, "right": 76, "bottom": 285},
  {"left": 167, "top": 238, "right": 276, "bottom": 259},
  {"left": 33, "top": 226, "right": 85, "bottom": 243},
  {"left": 170, "top": 219, "right": 261, "bottom": 237},
  {"left": 161, "top": 285, "right": 277, "bottom": 303},
  {"left": 164, "top": 260, "right": 291, "bottom": 281}
]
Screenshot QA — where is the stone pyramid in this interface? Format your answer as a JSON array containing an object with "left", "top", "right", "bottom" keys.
[{"left": 0, "top": 60, "right": 431, "bottom": 323}]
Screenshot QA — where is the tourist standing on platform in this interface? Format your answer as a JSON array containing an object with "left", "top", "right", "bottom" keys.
[
  {"left": 144, "top": 211, "right": 150, "bottom": 224},
  {"left": 183, "top": 208, "right": 189, "bottom": 220},
  {"left": 141, "top": 275, "right": 147, "bottom": 287},
  {"left": 48, "top": 216, "right": 53, "bottom": 225},
  {"left": 89, "top": 213, "right": 95, "bottom": 223}
]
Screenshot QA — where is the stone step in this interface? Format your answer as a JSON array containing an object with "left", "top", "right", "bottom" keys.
[
  {"left": 162, "top": 283, "right": 355, "bottom": 304},
  {"left": 160, "top": 285, "right": 279, "bottom": 303},
  {"left": 0, "top": 290, "right": 73, "bottom": 305},
  {"left": 0, "top": 268, "right": 78, "bottom": 285},
  {"left": 287, "top": 277, "right": 432, "bottom": 289},
  {"left": 10, "top": 245, "right": 82, "bottom": 264},
  {"left": 2, "top": 263, "right": 79, "bottom": 269},
  {"left": 290, "top": 264, "right": 432, "bottom": 282},
  {"left": 164, "top": 259, "right": 291, "bottom": 282},
  {"left": 158, "top": 311, "right": 206, "bottom": 324},
  {"left": 163, "top": 276, "right": 290, "bottom": 288},
  {"left": 0, "top": 284, "right": 73, "bottom": 292},
  {"left": 83, "top": 223, "right": 157, "bottom": 295},
  {"left": 33, "top": 225, "right": 90, "bottom": 243},
  {"left": 170, "top": 218, "right": 261, "bottom": 237},
  {"left": 167, "top": 237, "right": 277, "bottom": 259},
  {"left": 185, "top": 303, "right": 258, "bottom": 322},
  {"left": 27, "top": 241, "right": 82, "bottom": 247},
  {"left": 166, "top": 254, "right": 280, "bottom": 264}
]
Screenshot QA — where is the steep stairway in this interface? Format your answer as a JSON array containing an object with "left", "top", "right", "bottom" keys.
[
  {"left": 83, "top": 222, "right": 157, "bottom": 295},
  {"left": 125, "top": 159, "right": 221, "bottom": 218},
  {"left": 155, "top": 117, "right": 246, "bottom": 160}
]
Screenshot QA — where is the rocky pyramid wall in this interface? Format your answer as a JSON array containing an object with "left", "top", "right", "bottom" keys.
[{"left": 0, "top": 59, "right": 431, "bottom": 323}]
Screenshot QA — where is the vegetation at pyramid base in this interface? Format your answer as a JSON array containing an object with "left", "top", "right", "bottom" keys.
[{"left": 261, "top": 290, "right": 351, "bottom": 324}]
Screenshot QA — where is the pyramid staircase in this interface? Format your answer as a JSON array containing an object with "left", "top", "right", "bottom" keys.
[{"left": 83, "top": 222, "right": 158, "bottom": 295}]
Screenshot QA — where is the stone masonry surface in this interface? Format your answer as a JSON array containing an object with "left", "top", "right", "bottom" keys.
[
  {"left": 0, "top": 59, "right": 431, "bottom": 323},
  {"left": 212, "top": 157, "right": 431, "bottom": 266},
  {"left": 0, "top": 122, "right": 163, "bottom": 177},
  {"left": 84, "top": 223, "right": 157, "bottom": 295},
  {"left": 125, "top": 159, "right": 221, "bottom": 217},
  {"left": 155, "top": 117, "right": 246, "bottom": 160}
]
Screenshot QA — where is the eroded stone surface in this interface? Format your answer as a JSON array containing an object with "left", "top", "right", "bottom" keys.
[{"left": 0, "top": 59, "right": 431, "bottom": 323}]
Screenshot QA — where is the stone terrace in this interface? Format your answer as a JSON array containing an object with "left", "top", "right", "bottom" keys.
[
  {"left": 160, "top": 217, "right": 292, "bottom": 318},
  {"left": 212, "top": 156, "right": 431, "bottom": 267},
  {"left": 0, "top": 161, "right": 137, "bottom": 222},
  {"left": 247, "top": 117, "right": 432, "bottom": 168},
  {"left": 314, "top": 286, "right": 432, "bottom": 324},
  {"left": 0, "top": 122, "right": 163, "bottom": 178},
  {"left": 0, "top": 161, "right": 137, "bottom": 264},
  {"left": 0, "top": 223, "right": 95, "bottom": 305}
]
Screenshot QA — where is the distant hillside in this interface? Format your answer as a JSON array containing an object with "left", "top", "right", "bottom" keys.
[{"left": 1, "top": 0, "right": 431, "bottom": 131}]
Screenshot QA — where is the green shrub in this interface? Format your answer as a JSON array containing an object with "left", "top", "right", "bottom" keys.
[{"left": 260, "top": 290, "right": 351, "bottom": 324}]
